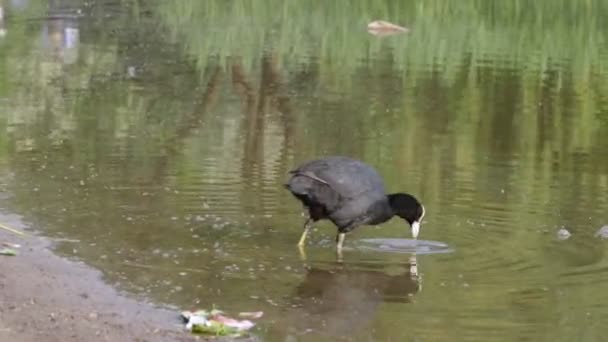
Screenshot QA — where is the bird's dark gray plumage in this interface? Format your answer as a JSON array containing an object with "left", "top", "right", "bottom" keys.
[{"left": 285, "top": 156, "right": 425, "bottom": 252}]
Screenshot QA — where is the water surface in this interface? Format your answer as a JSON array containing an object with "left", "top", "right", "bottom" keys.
[{"left": 1, "top": 1, "right": 608, "bottom": 341}]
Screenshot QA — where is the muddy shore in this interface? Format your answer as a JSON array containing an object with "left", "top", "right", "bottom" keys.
[{"left": 0, "top": 227, "right": 208, "bottom": 342}]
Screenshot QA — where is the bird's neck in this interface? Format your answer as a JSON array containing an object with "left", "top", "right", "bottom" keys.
[{"left": 367, "top": 196, "right": 395, "bottom": 225}]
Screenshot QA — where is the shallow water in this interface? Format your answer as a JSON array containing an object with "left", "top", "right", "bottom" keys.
[
  {"left": 357, "top": 238, "right": 454, "bottom": 255},
  {"left": 1, "top": 0, "right": 608, "bottom": 341}
]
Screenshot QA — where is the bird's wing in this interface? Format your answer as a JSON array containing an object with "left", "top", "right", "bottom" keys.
[{"left": 291, "top": 157, "right": 386, "bottom": 200}]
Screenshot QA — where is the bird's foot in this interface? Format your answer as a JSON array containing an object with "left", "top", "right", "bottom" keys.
[{"left": 298, "top": 244, "right": 307, "bottom": 261}]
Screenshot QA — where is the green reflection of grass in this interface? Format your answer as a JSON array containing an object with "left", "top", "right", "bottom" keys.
[{"left": 156, "top": 0, "right": 608, "bottom": 82}]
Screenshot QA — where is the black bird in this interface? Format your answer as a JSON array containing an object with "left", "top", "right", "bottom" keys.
[{"left": 285, "top": 156, "right": 425, "bottom": 252}]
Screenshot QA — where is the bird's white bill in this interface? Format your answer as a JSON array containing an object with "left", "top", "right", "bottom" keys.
[{"left": 411, "top": 221, "right": 420, "bottom": 239}]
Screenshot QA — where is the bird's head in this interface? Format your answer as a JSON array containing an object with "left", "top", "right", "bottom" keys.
[{"left": 388, "top": 193, "right": 425, "bottom": 239}]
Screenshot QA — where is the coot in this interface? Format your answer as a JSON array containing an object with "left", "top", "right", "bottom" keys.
[{"left": 285, "top": 156, "right": 425, "bottom": 251}]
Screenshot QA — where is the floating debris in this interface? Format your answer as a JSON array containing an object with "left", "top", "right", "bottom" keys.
[
  {"left": 367, "top": 20, "right": 409, "bottom": 37},
  {"left": 2, "top": 242, "right": 20, "bottom": 249},
  {"left": 181, "top": 308, "right": 260, "bottom": 336},
  {"left": 238, "top": 311, "right": 264, "bottom": 319},
  {"left": 0, "top": 248, "right": 17, "bottom": 256},
  {"left": 48, "top": 237, "right": 80, "bottom": 243},
  {"left": 595, "top": 225, "right": 608, "bottom": 239},
  {"left": 556, "top": 228, "right": 571, "bottom": 241}
]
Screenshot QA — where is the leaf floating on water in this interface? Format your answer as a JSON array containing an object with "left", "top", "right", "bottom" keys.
[
  {"left": 0, "top": 248, "right": 17, "bottom": 256},
  {"left": 367, "top": 20, "right": 409, "bottom": 37}
]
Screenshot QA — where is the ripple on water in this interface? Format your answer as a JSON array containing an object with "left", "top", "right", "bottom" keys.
[{"left": 356, "top": 238, "right": 454, "bottom": 255}]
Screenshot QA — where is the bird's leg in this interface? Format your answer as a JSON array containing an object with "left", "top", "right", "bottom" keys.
[
  {"left": 409, "top": 254, "right": 418, "bottom": 278},
  {"left": 336, "top": 232, "right": 345, "bottom": 250},
  {"left": 335, "top": 233, "right": 346, "bottom": 262},
  {"left": 298, "top": 244, "right": 308, "bottom": 261},
  {"left": 298, "top": 218, "right": 313, "bottom": 247}
]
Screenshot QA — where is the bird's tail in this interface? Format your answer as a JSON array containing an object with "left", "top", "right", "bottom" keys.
[{"left": 285, "top": 174, "right": 319, "bottom": 195}]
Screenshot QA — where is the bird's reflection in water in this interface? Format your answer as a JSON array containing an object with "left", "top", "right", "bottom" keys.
[{"left": 280, "top": 255, "right": 421, "bottom": 339}]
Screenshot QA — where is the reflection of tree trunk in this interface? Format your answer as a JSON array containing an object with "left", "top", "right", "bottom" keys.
[
  {"left": 231, "top": 57, "right": 255, "bottom": 116},
  {"left": 260, "top": 52, "right": 295, "bottom": 160},
  {"left": 239, "top": 53, "right": 279, "bottom": 179},
  {"left": 269, "top": 63, "right": 296, "bottom": 191},
  {"left": 176, "top": 65, "right": 222, "bottom": 138},
  {"left": 153, "top": 65, "right": 222, "bottom": 180},
  {"left": 232, "top": 51, "right": 297, "bottom": 212},
  {"left": 231, "top": 60, "right": 258, "bottom": 181},
  {"left": 268, "top": 57, "right": 295, "bottom": 170},
  {"left": 537, "top": 68, "right": 558, "bottom": 157}
]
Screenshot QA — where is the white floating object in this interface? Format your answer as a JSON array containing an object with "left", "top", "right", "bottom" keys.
[
  {"left": 595, "top": 225, "right": 608, "bottom": 239},
  {"left": 557, "top": 228, "right": 571, "bottom": 240},
  {"left": 367, "top": 20, "right": 409, "bottom": 36}
]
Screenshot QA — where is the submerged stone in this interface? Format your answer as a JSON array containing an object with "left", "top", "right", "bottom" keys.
[
  {"left": 556, "top": 228, "right": 571, "bottom": 241},
  {"left": 594, "top": 225, "right": 608, "bottom": 239}
]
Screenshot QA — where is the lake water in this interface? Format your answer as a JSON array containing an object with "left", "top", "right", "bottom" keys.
[{"left": 1, "top": 0, "right": 608, "bottom": 341}]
